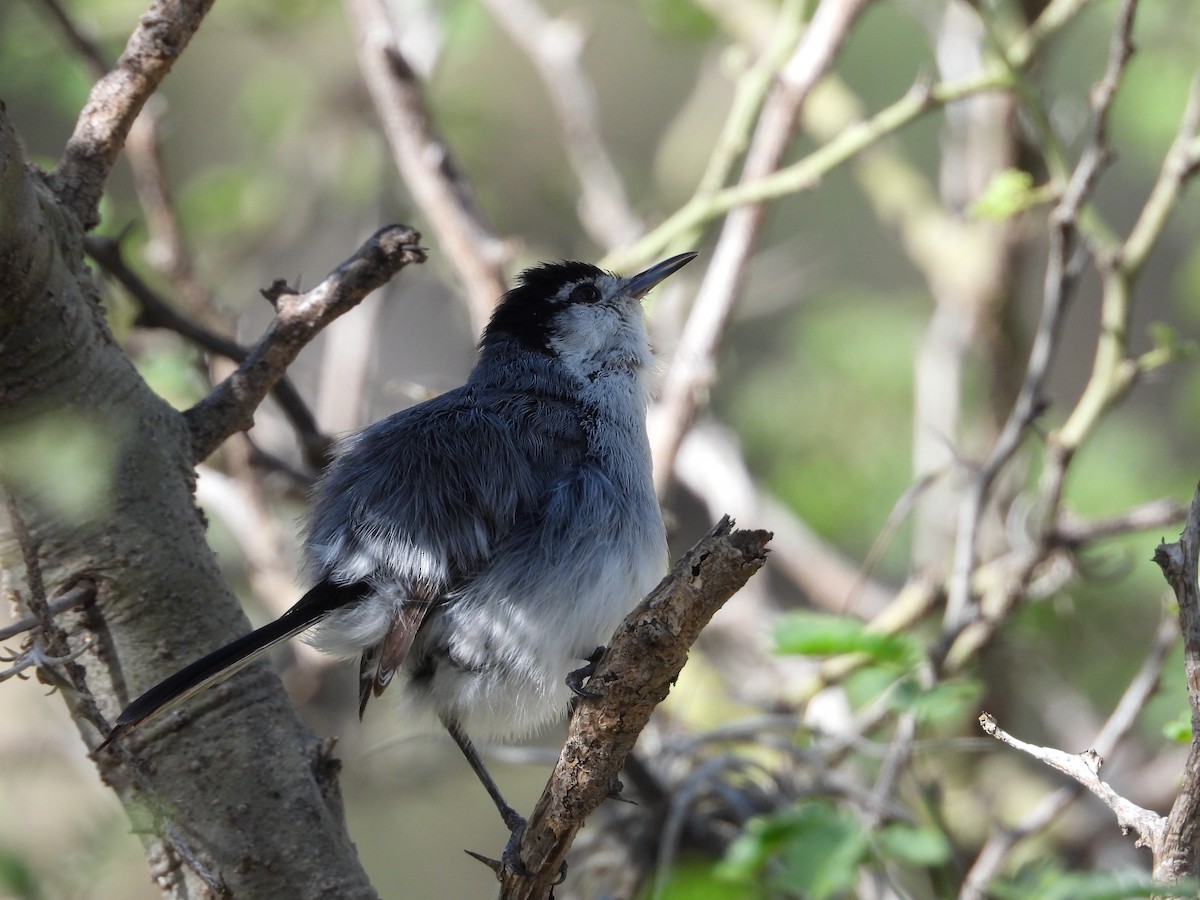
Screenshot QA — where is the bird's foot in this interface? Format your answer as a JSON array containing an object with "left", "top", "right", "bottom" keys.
[
  {"left": 565, "top": 645, "right": 605, "bottom": 700},
  {"left": 467, "top": 819, "right": 567, "bottom": 885}
]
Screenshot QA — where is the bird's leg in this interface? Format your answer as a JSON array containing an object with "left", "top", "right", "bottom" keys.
[
  {"left": 565, "top": 646, "right": 605, "bottom": 700},
  {"left": 443, "top": 717, "right": 535, "bottom": 876},
  {"left": 444, "top": 717, "right": 524, "bottom": 832}
]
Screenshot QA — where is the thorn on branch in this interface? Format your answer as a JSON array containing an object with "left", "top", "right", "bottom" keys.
[
  {"left": 464, "top": 849, "right": 503, "bottom": 876},
  {"left": 0, "top": 637, "right": 96, "bottom": 684},
  {"left": 261, "top": 279, "right": 301, "bottom": 308}
]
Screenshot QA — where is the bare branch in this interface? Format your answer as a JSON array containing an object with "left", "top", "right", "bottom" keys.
[
  {"left": 343, "top": 0, "right": 509, "bottom": 335},
  {"left": 649, "top": 0, "right": 873, "bottom": 496},
  {"left": 1053, "top": 497, "right": 1188, "bottom": 548},
  {"left": 46, "top": 0, "right": 216, "bottom": 229},
  {"left": 607, "top": 0, "right": 1106, "bottom": 276},
  {"left": 1056, "top": 72, "right": 1200, "bottom": 452},
  {"left": 183, "top": 225, "right": 426, "bottom": 463},
  {"left": 1153, "top": 483, "right": 1200, "bottom": 883},
  {"left": 479, "top": 0, "right": 641, "bottom": 250},
  {"left": 497, "top": 518, "right": 772, "bottom": 899},
  {"left": 978, "top": 712, "right": 1164, "bottom": 851},
  {"left": 941, "top": 0, "right": 1137, "bottom": 634},
  {"left": 0, "top": 585, "right": 93, "bottom": 643},
  {"left": 961, "top": 612, "right": 1177, "bottom": 898}
]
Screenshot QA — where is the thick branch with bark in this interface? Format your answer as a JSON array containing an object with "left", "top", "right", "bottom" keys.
[
  {"left": 498, "top": 517, "right": 772, "bottom": 900},
  {"left": 1153, "top": 483, "right": 1200, "bottom": 884}
]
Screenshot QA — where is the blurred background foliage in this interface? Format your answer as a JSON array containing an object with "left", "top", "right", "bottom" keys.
[{"left": 2, "top": 0, "right": 1200, "bottom": 897}]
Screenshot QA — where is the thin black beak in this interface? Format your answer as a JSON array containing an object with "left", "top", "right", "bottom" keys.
[{"left": 627, "top": 252, "right": 698, "bottom": 299}]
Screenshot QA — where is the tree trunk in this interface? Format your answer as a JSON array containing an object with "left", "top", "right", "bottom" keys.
[{"left": 0, "top": 107, "right": 377, "bottom": 899}]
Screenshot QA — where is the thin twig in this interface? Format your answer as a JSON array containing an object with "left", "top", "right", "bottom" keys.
[
  {"left": 343, "top": 0, "right": 508, "bottom": 335},
  {"left": 480, "top": 0, "right": 641, "bottom": 250},
  {"left": 961, "top": 611, "right": 1177, "bottom": 898},
  {"left": 183, "top": 224, "right": 425, "bottom": 463},
  {"left": 648, "top": 0, "right": 873, "bottom": 497},
  {"left": 1052, "top": 497, "right": 1188, "bottom": 548},
  {"left": 978, "top": 712, "right": 1164, "bottom": 853},
  {"left": 7, "top": 498, "right": 70, "bottom": 660},
  {"left": 0, "top": 586, "right": 94, "bottom": 643},
  {"left": 46, "top": 0, "right": 216, "bottom": 229},
  {"left": 32, "top": 0, "right": 108, "bottom": 72},
  {"left": 651, "top": 755, "right": 758, "bottom": 900},
  {"left": 941, "top": 0, "right": 1137, "bottom": 634},
  {"left": 605, "top": 0, "right": 1103, "bottom": 276},
  {"left": 123, "top": 103, "right": 229, "bottom": 327},
  {"left": 36, "top": 0, "right": 206, "bottom": 314},
  {"left": 691, "top": 0, "right": 808, "bottom": 202},
  {"left": 4, "top": 493, "right": 229, "bottom": 895},
  {"left": 1056, "top": 73, "right": 1200, "bottom": 453}
]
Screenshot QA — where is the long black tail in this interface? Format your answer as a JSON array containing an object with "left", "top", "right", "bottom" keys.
[{"left": 100, "top": 579, "right": 369, "bottom": 749}]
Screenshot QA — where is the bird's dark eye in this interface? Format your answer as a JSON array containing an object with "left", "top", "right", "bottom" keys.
[{"left": 568, "top": 282, "right": 600, "bottom": 305}]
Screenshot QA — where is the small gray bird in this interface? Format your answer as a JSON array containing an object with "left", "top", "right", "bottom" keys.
[{"left": 104, "top": 251, "right": 697, "bottom": 866}]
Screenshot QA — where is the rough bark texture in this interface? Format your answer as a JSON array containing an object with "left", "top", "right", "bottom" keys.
[
  {"left": 0, "top": 107, "right": 377, "bottom": 899},
  {"left": 1153, "top": 484, "right": 1200, "bottom": 884}
]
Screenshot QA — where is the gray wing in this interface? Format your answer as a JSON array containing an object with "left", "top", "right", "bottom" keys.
[{"left": 303, "top": 384, "right": 586, "bottom": 703}]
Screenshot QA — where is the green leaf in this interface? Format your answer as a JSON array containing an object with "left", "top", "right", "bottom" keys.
[
  {"left": 1162, "top": 709, "right": 1192, "bottom": 744},
  {"left": 652, "top": 860, "right": 763, "bottom": 899},
  {"left": 876, "top": 823, "right": 951, "bottom": 867},
  {"left": 719, "top": 803, "right": 869, "bottom": 900},
  {"left": 775, "top": 611, "right": 918, "bottom": 667},
  {"left": 970, "top": 168, "right": 1045, "bottom": 220},
  {"left": 992, "top": 863, "right": 1192, "bottom": 900},
  {"left": 775, "top": 806, "right": 869, "bottom": 899},
  {"left": 889, "top": 676, "right": 982, "bottom": 724},
  {"left": 0, "top": 846, "right": 40, "bottom": 900},
  {"left": 1146, "top": 322, "right": 1198, "bottom": 362}
]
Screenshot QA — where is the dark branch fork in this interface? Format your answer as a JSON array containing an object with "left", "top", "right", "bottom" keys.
[{"left": 183, "top": 225, "right": 427, "bottom": 463}]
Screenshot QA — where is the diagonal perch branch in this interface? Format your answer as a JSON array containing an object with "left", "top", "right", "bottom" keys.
[
  {"left": 47, "top": 0, "right": 217, "bottom": 230},
  {"left": 496, "top": 516, "right": 773, "bottom": 900},
  {"left": 183, "top": 224, "right": 426, "bottom": 464}
]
